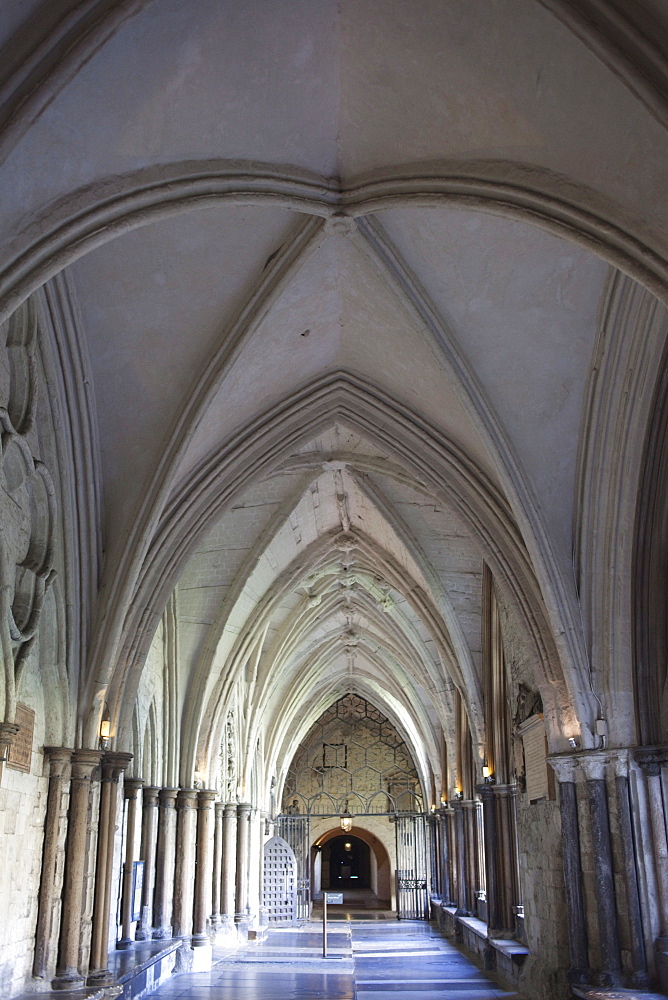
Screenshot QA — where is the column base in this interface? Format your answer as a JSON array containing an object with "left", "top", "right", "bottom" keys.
[
  {"left": 87, "top": 969, "right": 115, "bottom": 987},
  {"left": 190, "top": 942, "right": 212, "bottom": 971},
  {"left": 152, "top": 925, "right": 173, "bottom": 940},
  {"left": 116, "top": 937, "right": 135, "bottom": 950},
  {"left": 235, "top": 914, "right": 250, "bottom": 942},
  {"left": 656, "top": 936, "right": 668, "bottom": 993},
  {"left": 566, "top": 967, "right": 590, "bottom": 986},
  {"left": 52, "top": 971, "right": 85, "bottom": 990}
]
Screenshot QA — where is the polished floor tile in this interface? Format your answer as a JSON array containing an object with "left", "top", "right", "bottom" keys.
[{"left": 149, "top": 918, "right": 522, "bottom": 1000}]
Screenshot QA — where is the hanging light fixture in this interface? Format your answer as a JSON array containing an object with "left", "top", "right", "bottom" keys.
[{"left": 340, "top": 800, "right": 353, "bottom": 832}]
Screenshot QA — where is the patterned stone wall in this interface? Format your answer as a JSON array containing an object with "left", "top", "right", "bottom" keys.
[{"left": 282, "top": 694, "right": 422, "bottom": 815}]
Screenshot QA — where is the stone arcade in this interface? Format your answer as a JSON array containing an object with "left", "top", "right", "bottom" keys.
[{"left": 0, "top": 3, "right": 668, "bottom": 999}]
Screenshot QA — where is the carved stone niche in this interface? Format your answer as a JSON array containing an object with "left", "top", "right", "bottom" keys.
[{"left": 512, "top": 684, "right": 544, "bottom": 793}]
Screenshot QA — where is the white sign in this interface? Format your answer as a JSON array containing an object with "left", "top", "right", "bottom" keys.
[
  {"left": 326, "top": 892, "right": 343, "bottom": 904},
  {"left": 519, "top": 713, "right": 551, "bottom": 802}
]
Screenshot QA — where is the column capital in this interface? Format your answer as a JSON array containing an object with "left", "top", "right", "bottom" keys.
[
  {"left": 633, "top": 744, "right": 668, "bottom": 776},
  {"left": 576, "top": 749, "right": 611, "bottom": 781},
  {"left": 124, "top": 777, "right": 144, "bottom": 799},
  {"left": 158, "top": 787, "right": 179, "bottom": 806},
  {"left": 0, "top": 722, "right": 20, "bottom": 759},
  {"left": 237, "top": 801, "right": 252, "bottom": 816},
  {"left": 224, "top": 802, "right": 237, "bottom": 818},
  {"left": 548, "top": 753, "right": 579, "bottom": 783},
  {"left": 100, "top": 751, "right": 133, "bottom": 782},
  {"left": 176, "top": 787, "right": 198, "bottom": 809},
  {"left": 143, "top": 785, "right": 161, "bottom": 805},
  {"left": 71, "top": 748, "right": 103, "bottom": 780},
  {"left": 44, "top": 746, "right": 74, "bottom": 777},
  {"left": 197, "top": 789, "right": 217, "bottom": 807},
  {"left": 214, "top": 800, "right": 225, "bottom": 816}
]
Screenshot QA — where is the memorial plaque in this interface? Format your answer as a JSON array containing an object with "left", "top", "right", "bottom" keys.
[
  {"left": 519, "top": 713, "right": 551, "bottom": 802},
  {"left": 7, "top": 704, "right": 35, "bottom": 773}
]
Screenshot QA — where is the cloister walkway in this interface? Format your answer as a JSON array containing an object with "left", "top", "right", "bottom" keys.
[{"left": 152, "top": 919, "right": 522, "bottom": 1000}]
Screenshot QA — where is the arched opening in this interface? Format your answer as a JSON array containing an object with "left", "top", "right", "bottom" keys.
[
  {"left": 312, "top": 824, "right": 393, "bottom": 911},
  {"left": 322, "top": 834, "right": 371, "bottom": 889}
]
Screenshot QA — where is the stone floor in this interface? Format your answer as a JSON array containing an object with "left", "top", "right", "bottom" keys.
[{"left": 150, "top": 918, "right": 522, "bottom": 1000}]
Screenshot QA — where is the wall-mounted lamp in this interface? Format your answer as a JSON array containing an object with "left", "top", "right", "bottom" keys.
[
  {"left": 568, "top": 737, "right": 580, "bottom": 749},
  {"left": 194, "top": 770, "right": 204, "bottom": 790},
  {"left": 99, "top": 719, "right": 111, "bottom": 750},
  {"left": 482, "top": 764, "right": 495, "bottom": 784}
]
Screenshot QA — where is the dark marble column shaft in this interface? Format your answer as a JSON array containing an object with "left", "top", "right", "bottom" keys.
[
  {"left": 556, "top": 772, "right": 589, "bottom": 984},
  {"left": 586, "top": 775, "right": 622, "bottom": 985}
]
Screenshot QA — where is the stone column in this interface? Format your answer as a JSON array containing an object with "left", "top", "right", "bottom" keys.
[
  {"left": 172, "top": 788, "right": 198, "bottom": 939},
  {"left": 611, "top": 752, "right": 649, "bottom": 988},
  {"left": 437, "top": 808, "right": 451, "bottom": 904},
  {"left": 579, "top": 753, "right": 622, "bottom": 987},
  {"left": 478, "top": 784, "right": 500, "bottom": 932},
  {"left": 220, "top": 803, "right": 237, "bottom": 929},
  {"left": 33, "top": 748, "right": 73, "bottom": 979},
  {"left": 211, "top": 802, "right": 224, "bottom": 929},
  {"left": 549, "top": 755, "right": 589, "bottom": 985},
  {"left": 453, "top": 799, "right": 468, "bottom": 914},
  {"left": 235, "top": 802, "right": 252, "bottom": 927},
  {"left": 136, "top": 786, "right": 160, "bottom": 940},
  {"left": 153, "top": 788, "right": 178, "bottom": 939},
  {"left": 118, "top": 777, "right": 144, "bottom": 948},
  {"left": 192, "top": 790, "right": 216, "bottom": 947},
  {"left": 635, "top": 745, "right": 668, "bottom": 975},
  {"left": 88, "top": 753, "right": 133, "bottom": 982},
  {"left": 53, "top": 749, "right": 103, "bottom": 989}
]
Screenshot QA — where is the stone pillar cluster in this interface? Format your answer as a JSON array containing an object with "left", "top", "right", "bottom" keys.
[
  {"left": 548, "top": 747, "right": 668, "bottom": 990},
  {"left": 31, "top": 748, "right": 256, "bottom": 987}
]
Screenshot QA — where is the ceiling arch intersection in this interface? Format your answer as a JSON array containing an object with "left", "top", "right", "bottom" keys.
[
  {"left": 108, "top": 375, "right": 586, "bottom": 752},
  {"left": 190, "top": 526, "right": 469, "bottom": 787}
]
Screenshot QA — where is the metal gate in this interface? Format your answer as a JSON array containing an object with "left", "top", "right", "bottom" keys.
[
  {"left": 263, "top": 836, "right": 297, "bottom": 923},
  {"left": 395, "top": 813, "right": 429, "bottom": 919},
  {"left": 277, "top": 815, "right": 311, "bottom": 920}
]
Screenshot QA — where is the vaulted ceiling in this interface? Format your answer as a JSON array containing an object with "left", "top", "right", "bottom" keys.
[{"left": 3, "top": 0, "right": 668, "bottom": 772}]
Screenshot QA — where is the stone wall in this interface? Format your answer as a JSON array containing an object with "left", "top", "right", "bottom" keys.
[{"left": 498, "top": 595, "right": 569, "bottom": 1000}]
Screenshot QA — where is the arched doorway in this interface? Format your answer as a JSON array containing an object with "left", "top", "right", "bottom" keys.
[
  {"left": 322, "top": 834, "right": 371, "bottom": 889},
  {"left": 312, "top": 824, "right": 393, "bottom": 910}
]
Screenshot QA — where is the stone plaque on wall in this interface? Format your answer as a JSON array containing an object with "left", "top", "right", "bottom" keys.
[
  {"left": 7, "top": 704, "right": 35, "bottom": 773},
  {"left": 519, "top": 713, "right": 551, "bottom": 802}
]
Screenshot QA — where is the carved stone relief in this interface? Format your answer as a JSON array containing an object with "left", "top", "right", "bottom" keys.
[{"left": 0, "top": 301, "right": 56, "bottom": 724}]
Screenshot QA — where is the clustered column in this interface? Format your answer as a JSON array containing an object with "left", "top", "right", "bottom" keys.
[
  {"left": 172, "top": 789, "right": 198, "bottom": 939},
  {"left": 235, "top": 802, "right": 252, "bottom": 930},
  {"left": 136, "top": 786, "right": 160, "bottom": 940},
  {"left": 118, "top": 777, "right": 144, "bottom": 948},
  {"left": 33, "top": 748, "right": 72, "bottom": 979},
  {"left": 88, "top": 753, "right": 133, "bottom": 982},
  {"left": 192, "top": 790, "right": 216, "bottom": 947},
  {"left": 220, "top": 803, "right": 237, "bottom": 929},
  {"left": 153, "top": 788, "right": 178, "bottom": 939},
  {"left": 53, "top": 749, "right": 103, "bottom": 988}
]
